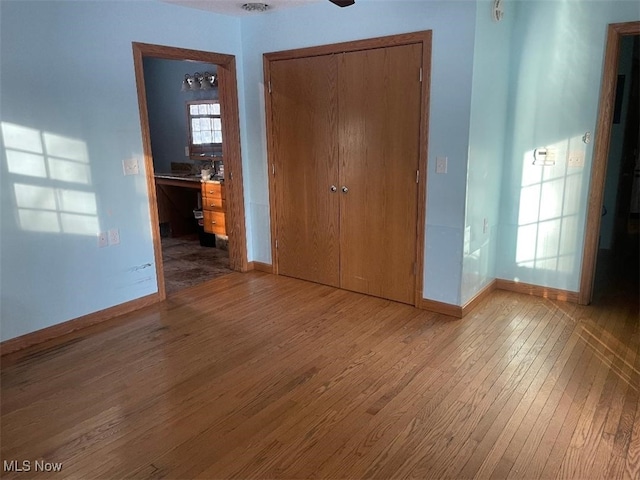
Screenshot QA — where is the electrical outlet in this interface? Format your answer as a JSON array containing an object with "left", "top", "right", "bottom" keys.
[
  {"left": 108, "top": 228, "right": 120, "bottom": 246},
  {"left": 122, "top": 158, "right": 139, "bottom": 176},
  {"left": 185, "top": 146, "right": 190, "bottom": 157},
  {"left": 568, "top": 151, "right": 585, "bottom": 167},
  {"left": 97, "top": 231, "right": 108, "bottom": 248},
  {"left": 436, "top": 156, "right": 448, "bottom": 174}
]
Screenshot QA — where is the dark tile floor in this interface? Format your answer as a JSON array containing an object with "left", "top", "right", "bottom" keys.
[{"left": 161, "top": 235, "right": 233, "bottom": 294}]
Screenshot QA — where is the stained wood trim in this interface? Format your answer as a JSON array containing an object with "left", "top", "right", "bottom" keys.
[
  {"left": 461, "top": 280, "right": 497, "bottom": 317},
  {"left": 419, "top": 298, "right": 463, "bottom": 318},
  {"left": 247, "top": 261, "right": 274, "bottom": 273},
  {"left": 263, "top": 55, "right": 279, "bottom": 275},
  {"left": 414, "top": 31, "right": 432, "bottom": 307},
  {"left": 263, "top": 30, "right": 432, "bottom": 305},
  {"left": 579, "top": 21, "right": 640, "bottom": 305},
  {"left": 0, "top": 293, "right": 160, "bottom": 356},
  {"left": 217, "top": 55, "right": 249, "bottom": 272},
  {"left": 264, "top": 31, "right": 434, "bottom": 61},
  {"left": 132, "top": 44, "right": 166, "bottom": 299},
  {"left": 419, "top": 277, "right": 574, "bottom": 318},
  {"left": 131, "top": 42, "right": 249, "bottom": 294},
  {"left": 496, "top": 279, "right": 578, "bottom": 303}
]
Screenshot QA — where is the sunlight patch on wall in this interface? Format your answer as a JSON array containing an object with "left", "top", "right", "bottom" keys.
[
  {"left": 2, "top": 122, "right": 99, "bottom": 236},
  {"left": 515, "top": 135, "right": 585, "bottom": 275}
]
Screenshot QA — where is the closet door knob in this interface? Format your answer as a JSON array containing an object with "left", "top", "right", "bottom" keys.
[
  {"left": 341, "top": 186, "right": 349, "bottom": 193},
  {"left": 330, "top": 185, "right": 337, "bottom": 192}
]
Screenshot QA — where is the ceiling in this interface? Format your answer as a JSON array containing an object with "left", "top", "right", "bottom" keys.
[{"left": 163, "top": 0, "right": 322, "bottom": 17}]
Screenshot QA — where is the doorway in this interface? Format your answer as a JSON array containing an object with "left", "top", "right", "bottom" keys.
[
  {"left": 132, "top": 42, "right": 248, "bottom": 300},
  {"left": 580, "top": 22, "right": 640, "bottom": 305},
  {"left": 594, "top": 34, "right": 639, "bottom": 306}
]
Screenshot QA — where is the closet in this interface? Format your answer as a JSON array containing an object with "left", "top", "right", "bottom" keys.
[{"left": 265, "top": 32, "right": 430, "bottom": 305}]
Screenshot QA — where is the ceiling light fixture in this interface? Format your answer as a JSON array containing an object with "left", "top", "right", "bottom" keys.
[{"left": 241, "top": 3, "right": 270, "bottom": 12}]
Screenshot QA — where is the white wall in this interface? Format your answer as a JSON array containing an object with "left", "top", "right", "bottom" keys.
[
  {"left": 0, "top": 0, "right": 242, "bottom": 341},
  {"left": 240, "top": 0, "right": 477, "bottom": 305}
]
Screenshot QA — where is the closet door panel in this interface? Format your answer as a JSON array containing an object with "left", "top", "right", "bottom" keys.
[
  {"left": 271, "top": 55, "right": 340, "bottom": 287},
  {"left": 338, "top": 44, "right": 422, "bottom": 304}
]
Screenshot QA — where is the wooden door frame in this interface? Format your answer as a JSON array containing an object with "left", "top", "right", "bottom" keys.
[
  {"left": 132, "top": 42, "right": 248, "bottom": 301},
  {"left": 263, "top": 31, "right": 432, "bottom": 308},
  {"left": 579, "top": 21, "right": 640, "bottom": 305}
]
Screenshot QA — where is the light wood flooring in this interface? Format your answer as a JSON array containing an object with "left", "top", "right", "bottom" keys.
[{"left": 1, "top": 270, "right": 638, "bottom": 479}]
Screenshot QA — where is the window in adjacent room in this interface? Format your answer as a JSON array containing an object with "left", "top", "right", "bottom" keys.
[{"left": 187, "top": 100, "right": 222, "bottom": 158}]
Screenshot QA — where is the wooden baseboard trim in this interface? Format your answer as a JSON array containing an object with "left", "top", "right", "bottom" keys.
[
  {"left": 0, "top": 293, "right": 161, "bottom": 356},
  {"left": 495, "top": 279, "right": 579, "bottom": 303},
  {"left": 247, "top": 261, "right": 274, "bottom": 274},
  {"left": 419, "top": 298, "right": 463, "bottom": 318},
  {"left": 462, "top": 280, "right": 497, "bottom": 317}
]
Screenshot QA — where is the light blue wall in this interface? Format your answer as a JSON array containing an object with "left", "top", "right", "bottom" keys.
[
  {"left": 143, "top": 58, "right": 218, "bottom": 173},
  {"left": 496, "top": 0, "right": 639, "bottom": 292},
  {"left": 600, "top": 35, "right": 636, "bottom": 249},
  {"left": 240, "top": 0, "right": 477, "bottom": 305},
  {"left": 0, "top": 0, "right": 242, "bottom": 341},
  {"left": 462, "top": 0, "right": 514, "bottom": 305}
]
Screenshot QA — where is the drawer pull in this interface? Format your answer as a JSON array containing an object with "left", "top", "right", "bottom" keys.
[{"left": 211, "top": 221, "right": 217, "bottom": 224}]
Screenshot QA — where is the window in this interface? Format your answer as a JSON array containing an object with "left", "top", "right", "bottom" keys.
[{"left": 187, "top": 101, "right": 222, "bottom": 157}]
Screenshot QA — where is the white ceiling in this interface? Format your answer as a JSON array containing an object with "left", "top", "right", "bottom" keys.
[{"left": 163, "top": 0, "right": 323, "bottom": 17}]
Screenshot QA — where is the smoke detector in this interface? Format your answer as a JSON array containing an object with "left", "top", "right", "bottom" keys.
[{"left": 242, "top": 3, "right": 270, "bottom": 12}]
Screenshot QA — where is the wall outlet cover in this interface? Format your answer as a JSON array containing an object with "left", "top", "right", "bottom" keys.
[
  {"left": 568, "top": 151, "right": 585, "bottom": 167},
  {"left": 123, "top": 158, "right": 139, "bottom": 176},
  {"left": 436, "top": 156, "right": 448, "bottom": 174},
  {"left": 108, "top": 228, "right": 120, "bottom": 246}
]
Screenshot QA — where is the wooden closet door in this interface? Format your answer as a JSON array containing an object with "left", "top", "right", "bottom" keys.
[
  {"left": 338, "top": 44, "right": 422, "bottom": 304},
  {"left": 271, "top": 55, "right": 340, "bottom": 287}
]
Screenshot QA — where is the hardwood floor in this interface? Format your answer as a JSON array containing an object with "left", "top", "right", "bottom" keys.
[{"left": 1, "top": 272, "right": 638, "bottom": 479}]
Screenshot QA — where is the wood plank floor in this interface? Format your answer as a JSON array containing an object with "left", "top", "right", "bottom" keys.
[{"left": 1, "top": 271, "right": 638, "bottom": 479}]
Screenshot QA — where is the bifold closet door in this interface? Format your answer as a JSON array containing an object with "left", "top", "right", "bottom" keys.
[
  {"left": 270, "top": 54, "right": 340, "bottom": 287},
  {"left": 338, "top": 44, "right": 422, "bottom": 304}
]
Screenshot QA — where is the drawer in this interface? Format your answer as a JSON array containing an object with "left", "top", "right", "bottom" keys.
[
  {"left": 203, "top": 210, "right": 226, "bottom": 235},
  {"left": 203, "top": 195, "right": 224, "bottom": 209},
  {"left": 201, "top": 182, "right": 225, "bottom": 199}
]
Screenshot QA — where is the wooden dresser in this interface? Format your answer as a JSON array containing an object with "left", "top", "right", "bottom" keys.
[{"left": 201, "top": 181, "right": 226, "bottom": 235}]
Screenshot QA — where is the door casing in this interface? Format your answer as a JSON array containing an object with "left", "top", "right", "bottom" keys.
[
  {"left": 579, "top": 21, "right": 640, "bottom": 305},
  {"left": 132, "top": 42, "right": 248, "bottom": 300}
]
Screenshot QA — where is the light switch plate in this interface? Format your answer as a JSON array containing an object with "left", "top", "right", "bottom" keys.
[{"left": 436, "top": 156, "right": 448, "bottom": 174}]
